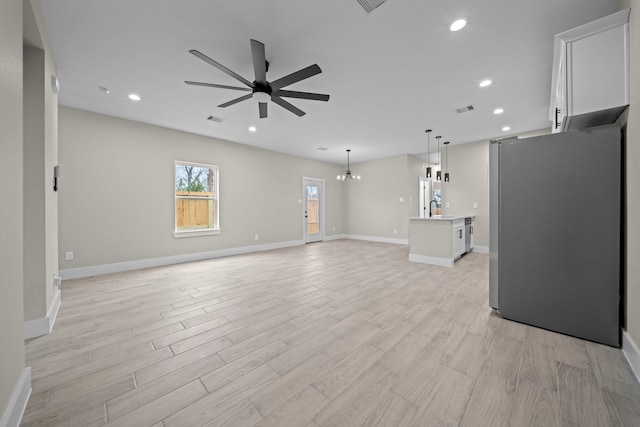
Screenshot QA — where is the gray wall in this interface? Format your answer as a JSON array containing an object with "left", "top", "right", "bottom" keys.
[
  {"left": 441, "top": 140, "right": 490, "bottom": 248},
  {"left": 0, "top": 0, "right": 25, "bottom": 417},
  {"left": 617, "top": 0, "right": 640, "bottom": 352},
  {"left": 23, "top": 3, "right": 59, "bottom": 323},
  {"left": 344, "top": 154, "right": 424, "bottom": 240},
  {"left": 58, "top": 107, "right": 344, "bottom": 269}
]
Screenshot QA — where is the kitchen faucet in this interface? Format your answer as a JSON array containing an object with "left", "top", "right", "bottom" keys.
[{"left": 429, "top": 199, "right": 439, "bottom": 217}]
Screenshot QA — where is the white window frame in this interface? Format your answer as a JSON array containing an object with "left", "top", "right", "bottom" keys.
[{"left": 174, "top": 160, "right": 220, "bottom": 238}]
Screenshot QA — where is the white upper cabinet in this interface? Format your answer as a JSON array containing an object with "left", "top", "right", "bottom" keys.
[{"left": 550, "top": 9, "right": 630, "bottom": 133}]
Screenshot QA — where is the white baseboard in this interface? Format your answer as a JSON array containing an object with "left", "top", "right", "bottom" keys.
[
  {"left": 24, "top": 289, "right": 61, "bottom": 339},
  {"left": 622, "top": 329, "right": 640, "bottom": 384},
  {"left": 409, "top": 253, "right": 454, "bottom": 268},
  {"left": 324, "top": 234, "right": 346, "bottom": 241},
  {"left": 345, "top": 234, "right": 409, "bottom": 245},
  {"left": 0, "top": 367, "right": 31, "bottom": 427},
  {"left": 472, "top": 245, "right": 489, "bottom": 254},
  {"left": 60, "top": 240, "right": 304, "bottom": 280}
]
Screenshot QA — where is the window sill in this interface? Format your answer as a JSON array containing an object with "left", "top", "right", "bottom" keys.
[{"left": 173, "top": 229, "right": 220, "bottom": 238}]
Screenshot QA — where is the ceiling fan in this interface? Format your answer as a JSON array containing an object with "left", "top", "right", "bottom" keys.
[{"left": 185, "top": 39, "right": 330, "bottom": 118}]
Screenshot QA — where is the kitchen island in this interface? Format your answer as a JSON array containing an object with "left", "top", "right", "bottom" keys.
[{"left": 409, "top": 216, "right": 473, "bottom": 267}]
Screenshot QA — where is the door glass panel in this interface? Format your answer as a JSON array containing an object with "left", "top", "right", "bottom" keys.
[{"left": 306, "top": 185, "right": 319, "bottom": 235}]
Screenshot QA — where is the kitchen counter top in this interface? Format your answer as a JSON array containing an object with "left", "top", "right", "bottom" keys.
[{"left": 409, "top": 215, "right": 473, "bottom": 221}]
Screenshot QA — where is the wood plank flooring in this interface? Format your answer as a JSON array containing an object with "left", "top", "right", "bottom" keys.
[{"left": 22, "top": 239, "right": 640, "bottom": 426}]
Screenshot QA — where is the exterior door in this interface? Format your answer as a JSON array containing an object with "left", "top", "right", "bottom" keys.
[{"left": 303, "top": 178, "right": 323, "bottom": 243}]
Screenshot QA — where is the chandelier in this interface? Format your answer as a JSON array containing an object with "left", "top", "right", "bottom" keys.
[{"left": 336, "top": 149, "right": 361, "bottom": 181}]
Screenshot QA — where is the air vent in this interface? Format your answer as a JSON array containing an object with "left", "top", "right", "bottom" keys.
[
  {"left": 207, "top": 115, "right": 224, "bottom": 123},
  {"left": 356, "top": 0, "right": 388, "bottom": 14},
  {"left": 455, "top": 105, "right": 475, "bottom": 114},
  {"left": 317, "top": 147, "right": 329, "bottom": 151}
]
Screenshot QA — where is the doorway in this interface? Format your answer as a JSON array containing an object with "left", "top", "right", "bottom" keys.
[{"left": 303, "top": 178, "right": 324, "bottom": 243}]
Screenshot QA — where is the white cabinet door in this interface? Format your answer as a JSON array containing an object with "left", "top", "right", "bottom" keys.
[
  {"left": 550, "top": 9, "right": 629, "bottom": 131},
  {"left": 568, "top": 24, "right": 628, "bottom": 116},
  {"left": 452, "top": 226, "right": 464, "bottom": 259}
]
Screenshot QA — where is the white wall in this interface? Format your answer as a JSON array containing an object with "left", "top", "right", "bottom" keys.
[
  {"left": 0, "top": 0, "right": 25, "bottom": 419},
  {"left": 58, "top": 107, "right": 344, "bottom": 271}
]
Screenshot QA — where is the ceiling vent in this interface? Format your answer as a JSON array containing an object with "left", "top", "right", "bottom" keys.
[
  {"left": 207, "top": 115, "right": 224, "bottom": 123},
  {"left": 356, "top": 0, "right": 388, "bottom": 14},
  {"left": 455, "top": 105, "right": 475, "bottom": 114},
  {"left": 317, "top": 147, "right": 329, "bottom": 151}
]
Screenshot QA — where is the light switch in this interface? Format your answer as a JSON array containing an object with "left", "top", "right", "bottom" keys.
[
  {"left": 445, "top": 202, "right": 450, "bottom": 208},
  {"left": 399, "top": 197, "right": 405, "bottom": 203},
  {"left": 473, "top": 202, "right": 478, "bottom": 208}
]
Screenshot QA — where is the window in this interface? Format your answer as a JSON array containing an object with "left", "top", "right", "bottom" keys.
[{"left": 174, "top": 161, "right": 219, "bottom": 237}]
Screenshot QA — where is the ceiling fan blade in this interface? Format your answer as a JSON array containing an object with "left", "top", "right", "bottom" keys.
[
  {"left": 250, "top": 39, "right": 267, "bottom": 84},
  {"left": 189, "top": 49, "right": 253, "bottom": 88},
  {"left": 184, "top": 81, "right": 251, "bottom": 91},
  {"left": 259, "top": 102, "right": 268, "bottom": 118},
  {"left": 272, "top": 90, "right": 330, "bottom": 102},
  {"left": 270, "top": 64, "right": 322, "bottom": 90},
  {"left": 218, "top": 93, "right": 253, "bottom": 108},
  {"left": 271, "top": 96, "right": 305, "bottom": 117}
]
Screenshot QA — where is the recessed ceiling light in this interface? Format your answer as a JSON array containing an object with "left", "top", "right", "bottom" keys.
[
  {"left": 128, "top": 93, "right": 141, "bottom": 101},
  {"left": 494, "top": 108, "right": 504, "bottom": 115},
  {"left": 248, "top": 126, "right": 257, "bottom": 132},
  {"left": 502, "top": 126, "right": 511, "bottom": 132},
  {"left": 450, "top": 18, "right": 467, "bottom": 32},
  {"left": 479, "top": 79, "right": 492, "bottom": 88}
]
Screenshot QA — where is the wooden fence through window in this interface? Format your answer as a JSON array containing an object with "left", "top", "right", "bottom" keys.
[
  {"left": 176, "top": 191, "right": 215, "bottom": 230},
  {"left": 307, "top": 198, "right": 318, "bottom": 234}
]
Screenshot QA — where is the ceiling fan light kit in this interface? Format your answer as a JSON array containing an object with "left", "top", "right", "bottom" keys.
[{"left": 186, "top": 39, "right": 330, "bottom": 119}]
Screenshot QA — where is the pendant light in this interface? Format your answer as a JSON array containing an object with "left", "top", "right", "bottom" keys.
[
  {"left": 435, "top": 135, "right": 442, "bottom": 181},
  {"left": 425, "top": 129, "right": 432, "bottom": 178},
  {"left": 336, "top": 149, "right": 361, "bottom": 181},
  {"left": 444, "top": 141, "right": 450, "bottom": 182}
]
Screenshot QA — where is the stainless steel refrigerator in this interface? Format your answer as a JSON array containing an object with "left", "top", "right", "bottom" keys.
[{"left": 489, "top": 124, "right": 622, "bottom": 347}]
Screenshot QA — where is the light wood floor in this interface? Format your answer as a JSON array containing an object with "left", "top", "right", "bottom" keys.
[{"left": 22, "top": 239, "right": 640, "bottom": 426}]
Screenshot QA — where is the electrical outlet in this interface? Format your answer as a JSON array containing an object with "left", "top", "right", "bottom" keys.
[
  {"left": 298, "top": 199, "right": 302, "bottom": 204},
  {"left": 445, "top": 202, "right": 450, "bottom": 208},
  {"left": 332, "top": 226, "right": 336, "bottom": 232},
  {"left": 65, "top": 251, "right": 74, "bottom": 261},
  {"left": 254, "top": 234, "right": 259, "bottom": 240},
  {"left": 473, "top": 202, "right": 478, "bottom": 209},
  {"left": 393, "top": 228, "right": 397, "bottom": 235},
  {"left": 399, "top": 197, "right": 405, "bottom": 203}
]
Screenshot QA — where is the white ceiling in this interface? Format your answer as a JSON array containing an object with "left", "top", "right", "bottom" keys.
[{"left": 42, "top": 0, "right": 618, "bottom": 164}]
